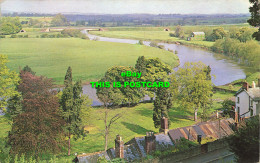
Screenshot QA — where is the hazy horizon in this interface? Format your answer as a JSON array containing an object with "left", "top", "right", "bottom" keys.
[{"left": 1, "top": 0, "right": 251, "bottom": 15}]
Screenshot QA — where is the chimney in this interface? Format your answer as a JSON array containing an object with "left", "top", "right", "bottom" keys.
[
  {"left": 145, "top": 132, "right": 156, "bottom": 154},
  {"left": 115, "top": 135, "right": 124, "bottom": 159},
  {"left": 160, "top": 117, "right": 169, "bottom": 134},
  {"left": 242, "top": 82, "right": 248, "bottom": 91},
  {"left": 252, "top": 81, "right": 256, "bottom": 88}
]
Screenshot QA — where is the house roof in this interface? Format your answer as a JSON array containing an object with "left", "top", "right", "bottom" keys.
[
  {"left": 235, "top": 87, "right": 260, "bottom": 101},
  {"left": 77, "top": 118, "right": 235, "bottom": 162},
  {"left": 192, "top": 32, "right": 205, "bottom": 35}
]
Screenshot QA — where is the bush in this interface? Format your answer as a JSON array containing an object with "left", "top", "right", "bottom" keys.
[
  {"left": 10, "top": 35, "right": 17, "bottom": 38},
  {"left": 169, "top": 33, "right": 175, "bottom": 37},
  {"left": 222, "top": 99, "right": 235, "bottom": 117},
  {"left": 18, "top": 35, "right": 23, "bottom": 38},
  {"left": 81, "top": 34, "right": 89, "bottom": 40},
  {"left": 61, "top": 29, "right": 82, "bottom": 37},
  {"left": 0, "top": 35, "right": 6, "bottom": 38},
  {"left": 149, "top": 41, "right": 158, "bottom": 47},
  {"left": 36, "top": 35, "right": 39, "bottom": 38},
  {"left": 157, "top": 45, "right": 165, "bottom": 49},
  {"left": 40, "top": 34, "right": 49, "bottom": 38},
  {"left": 138, "top": 40, "right": 144, "bottom": 45},
  {"left": 48, "top": 34, "right": 56, "bottom": 38},
  {"left": 23, "top": 35, "right": 29, "bottom": 38}
]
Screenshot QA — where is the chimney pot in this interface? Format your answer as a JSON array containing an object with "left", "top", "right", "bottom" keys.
[
  {"left": 115, "top": 135, "right": 124, "bottom": 159},
  {"left": 242, "top": 82, "right": 249, "bottom": 91},
  {"left": 160, "top": 117, "right": 169, "bottom": 134},
  {"left": 145, "top": 132, "right": 156, "bottom": 154},
  {"left": 252, "top": 81, "right": 256, "bottom": 88}
]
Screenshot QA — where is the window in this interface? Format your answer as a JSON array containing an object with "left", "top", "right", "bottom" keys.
[
  {"left": 237, "top": 97, "right": 240, "bottom": 103},
  {"left": 250, "top": 109, "right": 253, "bottom": 116},
  {"left": 237, "top": 107, "right": 240, "bottom": 115}
]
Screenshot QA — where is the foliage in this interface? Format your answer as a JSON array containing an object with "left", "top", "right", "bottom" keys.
[
  {"left": 175, "top": 25, "right": 185, "bottom": 38},
  {"left": 206, "top": 27, "right": 227, "bottom": 41},
  {"left": 212, "top": 38, "right": 260, "bottom": 70},
  {"left": 0, "top": 17, "right": 22, "bottom": 35},
  {"left": 149, "top": 41, "right": 158, "bottom": 47},
  {"left": 221, "top": 99, "right": 235, "bottom": 117},
  {"left": 174, "top": 62, "right": 213, "bottom": 121},
  {"left": 0, "top": 55, "right": 20, "bottom": 111},
  {"left": 7, "top": 71, "right": 65, "bottom": 157},
  {"left": 227, "top": 116, "right": 259, "bottom": 163},
  {"left": 247, "top": 0, "right": 260, "bottom": 27},
  {"left": 252, "top": 28, "right": 260, "bottom": 41},
  {"left": 51, "top": 14, "right": 69, "bottom": 26},
  {"left": 138, "top": 40, "right": 144, "bottom": 45},
  {"left": 235, "top": 27, "right": 254, "bottom": 42},
  {"left": 60, "top": 67, "right": 86, "bottom": 155},
  {"left": 153, "top": 84, "right": 172, "bottom": 128},
  {"left": 22, "top": 65, "right": 36, "bottom": 75},
  {"left": 61, "top": 29, "right": 85, "bottom": 38},
  {"left": 96, "top": 66, "right": 144, "bottom": 106}
]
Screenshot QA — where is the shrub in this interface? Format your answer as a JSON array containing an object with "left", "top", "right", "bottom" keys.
[
  {"left": 23, "top": 35, "right": 29, "bottom": 38},
  {"left": 149, "top": 41, "right": 158, "bottom": 47},
  {"left": 61, "top": 29, "right": 81, "bottom": 37},
  {"left": 222, "top": 99, "right": 235, "bottom": 117},
  {"left": 157, "top": 45, "right": 165, "bottom": 49},
  {"left": 48, "top": 34, "right": 56, "bottom": 38},
  {"left": 10, "top": 35, "right": 17, "bottom": 38},
  {"left": 169, "top": 33, "right": 175, "bottom": 37},
  {"left": 18, "top": 35, "right": 23, "bottom": 38},
  {"left": 0, "top": 35, "right": 6, "bottom": 38},
  {"left": 81, "top": 34, "right": 89, "bottom": 40},
  {"left": 138, "top": 40, "right": 144, "bottom": 45},
  {"left": 40, "top": 34, "right": 49, "bottom": 38}
]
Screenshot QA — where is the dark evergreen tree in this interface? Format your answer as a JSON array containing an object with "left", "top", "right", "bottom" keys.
[
  {"left": 153, "top": 84, "right": 171, "bottom": 129},
  {"left": 22, "top": 65, "right": 36, "bottom": 75},
  {"left": 135, "top": 56, "right": 146, "bottom": 76},
  {"left": 248, "top": 0, "right": 260, "bottom": 41},
  {"left": 60, "top": 67, "right": 85, "bottom": 156}
]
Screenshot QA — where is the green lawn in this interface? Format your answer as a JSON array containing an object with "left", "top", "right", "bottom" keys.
[
  {"left": 90, "top": 31, "right": 215, "bottom": 48},
  {"left": 0, "top": 38, "right": 178, "bottom": 85}
]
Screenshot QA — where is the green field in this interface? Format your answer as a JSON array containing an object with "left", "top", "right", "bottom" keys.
[
  {"left": 0, "top": 38, "right": 178, "bottom": 85},
  {"left": 90, "top": 31, "right": 215, "bottom": 48}
]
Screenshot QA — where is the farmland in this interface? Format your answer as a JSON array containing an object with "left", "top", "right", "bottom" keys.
[{"left": 0, "top": 38, "right": 178, "bottom": 85}]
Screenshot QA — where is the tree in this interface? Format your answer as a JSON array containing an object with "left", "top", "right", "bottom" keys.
[
  {"left": 8, "top": 71, "right": 65, "bottom": 157},
  {"left": 0, "top": 17, "right": 22, "bottom": 35},
  {"left": 227, "top": 116, "right": 259, "bottom": 162},
  {"left": 175, "top": 25, "right": 185, "bottom": 38},
  {"left": 22, "top": 65, "right": 36, "bottom": 75},
  {"left": 248, "top": 0, "right": 260, "bottom": 41},
  {"left": 235, "top": 27, "right": 254, "bottom": 42},
  {"left": 222, "top": 99, "right": 235, "bottom": 117},
  {"left": 0, "top": 55, "right": 20, "bottom": 111},
  {"left": 96, "top": 86, "right": 122, "bottom": 151},
  {"left": 175, "top": 62, "right": 213, "bottom": 121},
  {"left": 208, "top": 27, "right": 227, "bottom": 41},
  {"left": 51, "top": 13, "right": 69, "bottom": 26},
  {"left": 153, "top": 81, "right": 172, "bottom": 129},
  {"left": 60, "top": 67, "right": 85, "bottom": 156}
]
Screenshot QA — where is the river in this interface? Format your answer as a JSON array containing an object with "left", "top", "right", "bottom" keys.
[{"left": 81, "top": 31, "right": 246, "bottom": 106}]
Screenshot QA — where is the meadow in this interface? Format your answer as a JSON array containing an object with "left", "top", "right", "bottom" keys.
[
  {"left": 0, "top": 38, "right": 178, "bottom": 85},
  {"left": 90, "top": 30, "right": 215, "bottom": 48}
]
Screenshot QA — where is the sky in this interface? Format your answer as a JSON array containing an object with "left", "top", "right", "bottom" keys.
[{"left": 1, "top": 0, "right": 251, "bottom": 14}]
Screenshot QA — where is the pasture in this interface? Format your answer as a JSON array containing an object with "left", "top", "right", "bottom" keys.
[{"left": 0, "top": 38, "right": 178, "bottom": 85}]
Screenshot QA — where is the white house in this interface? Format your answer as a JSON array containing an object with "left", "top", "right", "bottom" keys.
[{"left": 235, "top": 80, "right": 260, "bottom": 120}]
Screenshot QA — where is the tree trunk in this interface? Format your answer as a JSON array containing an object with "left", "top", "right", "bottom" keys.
[
  {"left": 68, "top": 133, "right": 71, "bottom": 156},
  {"left": 194, "top": 108, "right": 198, "bottom": 121},
  {"left": 104, "top": 109, "right": 108, "bottom": 151}
]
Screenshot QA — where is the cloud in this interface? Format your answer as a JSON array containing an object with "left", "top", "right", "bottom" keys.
[{"left": 2, "top": 0, "right": 250, "bottom": 14}]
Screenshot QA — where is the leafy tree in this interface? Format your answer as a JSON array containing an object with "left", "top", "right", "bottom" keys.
[
  {"left": 175, "top": 25, "right": 185, "bottom": 38},
  {"left": 22, "top": 65, "right": 36, "bottom": 75},
  {"left": 0, "top": 55, "right": 20, "bottom": 111},
  {"left": 135, "top": 56, "right": 147, "bottom": 76},
  {"left": 235, "top": 27, "right": 254, "bottom": 42},
  {"left": 60, "top": 67, "right": 85, "bottom": 156},
  {"left": 207, "top": 27, "right": 227, "bottom": 41},
  {"left": 0, "top": 17, "right": 22, "bottom": 35},
  {"left": 96, "top": 66, "right": 144, "bottom": 106},
  {"left": 222, "top": 99, "right": 235, "bottom": 117},
  {"left": 227, "top": 116, "right": 259, "bottom": 162},
  {"left": 51, "top": 13, "right": 69, "bottom": 26},
  {"left": 175, "top": 62, "right": 213, "bottom": 121},
  {"left": 8, "top": 71, "right": 65, "bottom": 157}
]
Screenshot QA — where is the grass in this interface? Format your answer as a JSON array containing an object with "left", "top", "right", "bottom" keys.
[
  {"left": 0, "top": 89, "right": 234, "bottom": 161},
  {"left": 0, "top": 38, "right": 178, "bottom": 85},
  {"left": 90, "top": 31, "right": 215, "bottom": 48}
]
